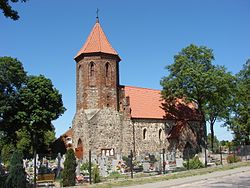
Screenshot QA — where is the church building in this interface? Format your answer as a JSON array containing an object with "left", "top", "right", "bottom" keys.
[{"left": 71, "top": 18, "right": 202, "bottom": 160}]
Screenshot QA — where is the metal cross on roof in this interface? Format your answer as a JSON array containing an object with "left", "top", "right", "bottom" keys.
[{"left": 96, "top": 8, "right": 99, "bottom": 22}]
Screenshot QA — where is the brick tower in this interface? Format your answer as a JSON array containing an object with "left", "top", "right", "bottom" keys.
[
  {"left": 74, "top": 18, "right": 121, "bottom": 111},
  {"left": 72, "top": 18, "right": 125, "bottom": 159}
]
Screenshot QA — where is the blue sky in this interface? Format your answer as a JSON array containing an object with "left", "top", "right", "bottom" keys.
[{"left": 1, "top": 0, "right": 249, "bottom": 141}]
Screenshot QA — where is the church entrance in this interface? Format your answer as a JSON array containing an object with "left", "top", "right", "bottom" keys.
[{"left": 75, "top": 138, "right": 84, "bottom": 159}]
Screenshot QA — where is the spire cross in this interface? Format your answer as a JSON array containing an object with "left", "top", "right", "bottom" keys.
[{"left": 96, "top": 8, "right": 99, "bottom": 22}]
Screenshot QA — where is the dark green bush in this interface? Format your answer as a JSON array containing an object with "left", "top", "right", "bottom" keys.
[
  {"left": 62, "top": 149, "right": 77, "bottom": 187},
  {"left": 183, "top": 156, "right": 204, "bottom": 169}
]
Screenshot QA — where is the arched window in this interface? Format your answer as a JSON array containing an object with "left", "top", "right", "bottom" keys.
[
  {"left": 89, "top": 62, "right": 96, "bottom": 86},
  {"left": 105, "top": 63, "right": 110, "bottom": 77},
  {"left": 78, "top": 65, "right": 82, "bottom": 85},
  {"left": 143, "top": 128, "right": 147, "bottom": 140},
  {"left": 90, "top": 62, "right": 95, "bottom": 77},
  {"left": 159, "top": 129, "right": 162, "bottom": 141},
  {"left": 77, "top": 139, "right": 83, "bottom": 147},
  {"left": 78, "top": 65, "right": 82, "bottom": 102},
  {"left": 105, "top": 62, "right": 111, "bottom": 86}
]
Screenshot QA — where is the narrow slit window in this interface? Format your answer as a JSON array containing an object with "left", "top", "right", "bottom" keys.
[
  {"left": 159, "top": 129, "right": 162, "bottom": 141},
  {"left": 105, "top": 63, "right": 109, "bottom": 77},
  {"left": 143, "top": 128, "right": 147, "bottom": 140}
]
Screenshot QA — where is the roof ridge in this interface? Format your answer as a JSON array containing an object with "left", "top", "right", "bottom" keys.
[
  {"left": 125, "top": 85, "right": 161, "bottom": 92},
  {"left": 97, "top": 22, "right": 101, "bottom": 52}
]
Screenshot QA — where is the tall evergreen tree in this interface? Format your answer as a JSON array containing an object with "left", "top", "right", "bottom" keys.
[
  {"left": 62, "top": 149, "right": 77, "bottom": 187},
  {"left": 6, "top": 151, "right": 26, "bottom": 188}
]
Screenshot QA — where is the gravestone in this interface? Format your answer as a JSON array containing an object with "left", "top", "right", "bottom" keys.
[
  {"left": 143, "top": 162, "right": 150, "bottom": 172},
  {"left": 99, "top": 156, "right": 108, "bottom": 177},
  {"left": 176, "top": 158, "right": 183, "bottom": 167}
]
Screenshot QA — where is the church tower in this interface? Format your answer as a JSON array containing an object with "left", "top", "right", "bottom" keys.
[{"left": 74, "top": 18, "right": 121, "bottom": 111}]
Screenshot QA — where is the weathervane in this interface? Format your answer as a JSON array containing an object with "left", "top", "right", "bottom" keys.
[{"left": 96, "top": 8, "right": 99, "bottom": 23}]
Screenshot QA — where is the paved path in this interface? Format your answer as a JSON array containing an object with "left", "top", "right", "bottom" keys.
[{"left": 122, "top": 166, "right": 250, "bottom": 188}]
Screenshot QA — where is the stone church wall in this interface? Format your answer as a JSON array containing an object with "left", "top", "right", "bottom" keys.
[
  {"left": 72, "top": 109, "right": 90, "bottom": 157},
  {"left": 132, "top": 119, "right": 174, "bottom": 155}
]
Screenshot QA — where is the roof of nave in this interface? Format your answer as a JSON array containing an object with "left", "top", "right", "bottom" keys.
[
  {"left": 124, "top": 86, "right": 165, "bottom": 119},
  {"left": 124, "top": 86, "right": 200, "bottom": 120}
]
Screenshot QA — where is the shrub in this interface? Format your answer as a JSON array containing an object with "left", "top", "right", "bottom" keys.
[
  {"left": 122, "top": 156, "right": 129, "bottom": 165},
  {"left": 92, "top": 165, "right": 100, "bottom": 183},
  {"left": 108, "top": 171, "right": 123, "bottom": 179},
  {"left": 6, "top": 151, "right": 26, "bottom": 188},
  {"left": 62, "top": 149, "right": 77, "bottom": 187},
  {"left": 226, "top": 154, "right": 241, "bottom": 163},
  {"left": 80, "top": 161, "right": 94, "bottom": 174},
  {"left": 183, "top": 156, "right": 204, "bottom": 169}
]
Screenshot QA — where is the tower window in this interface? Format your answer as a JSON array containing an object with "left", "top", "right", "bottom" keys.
[
  {"left": 159, "top": 129, "right": 162, "bottom": 141},
  {"left": 89, "top": 62, "right": 96, "bottom": 86},
  {"left": 90, "top": 62, "right": 95, "bottom": 77},
  {"left": 105, "top": 63, "right": 109, "bottom": 77},
  {"left": 105, "top": 62, "right": 111, "bottom": 86},
  {"left": 143, "top": 128, "right": 147, "bottom": 140}
]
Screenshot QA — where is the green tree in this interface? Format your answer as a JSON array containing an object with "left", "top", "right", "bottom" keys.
[
  {"left": 17, "top": 75, "right": 64, "bottom": 156},
  {"left": 204, "top": 66, "right": 235, "bottom": 152},
  {"left": 161, "top": 44, "right": 233, "bottom": 164},
  {"left": 228, "top": 60, "right": 250, "bottom": 144},
  {"left": 0, "top": 57, "right": 65, "bottom": 158},
  {"left": 6, "top": 151, "right": 26, "bottom": 188},
  {"left": 62, "top": 149, "right": 77, "bottom": 187},
  {"left": 0, "top": 57, "right": 27, "bottom": 144},
  {"left": 0, "top": 0, "right": 28, "bottom": 20},
  {"left": 161, "top": 44, "right": 214, "bottom": 145}
]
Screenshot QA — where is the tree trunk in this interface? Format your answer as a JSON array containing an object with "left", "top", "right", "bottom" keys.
[
  {"left": 210, "top": 122, "right": 214, "bottom": 153},
  {"left": 209, "top": 117, "right": 216, "bottom": 153},
  {"left": 201, "top": 113, "right": 207, "bottom": 167}
]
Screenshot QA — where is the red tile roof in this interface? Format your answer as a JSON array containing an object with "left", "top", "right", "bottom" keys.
[
  {"left": 124, "top": 86, "right": 165, "bottom": 119},
  {"left": 75, "top": 20, "right": 119, "bottom": 59},
  {"left": 62, "top": 128, "right": 72, "bottom": 138},
  {"left": 124, "top": 86, "right": 199, "bottom": 120}
]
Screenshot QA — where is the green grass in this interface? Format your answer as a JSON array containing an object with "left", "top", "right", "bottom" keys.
[{"left": 88, "top": 161, "right": 250, "bottom": 188}]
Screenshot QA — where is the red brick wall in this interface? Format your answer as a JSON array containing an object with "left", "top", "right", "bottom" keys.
[{"left": 75, "top": 53, "right": 120, "bottom": 111}]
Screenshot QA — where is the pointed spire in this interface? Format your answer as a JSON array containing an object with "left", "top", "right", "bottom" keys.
[{"left": 75, "top": 16, "right": 119, "bottom": 59}]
